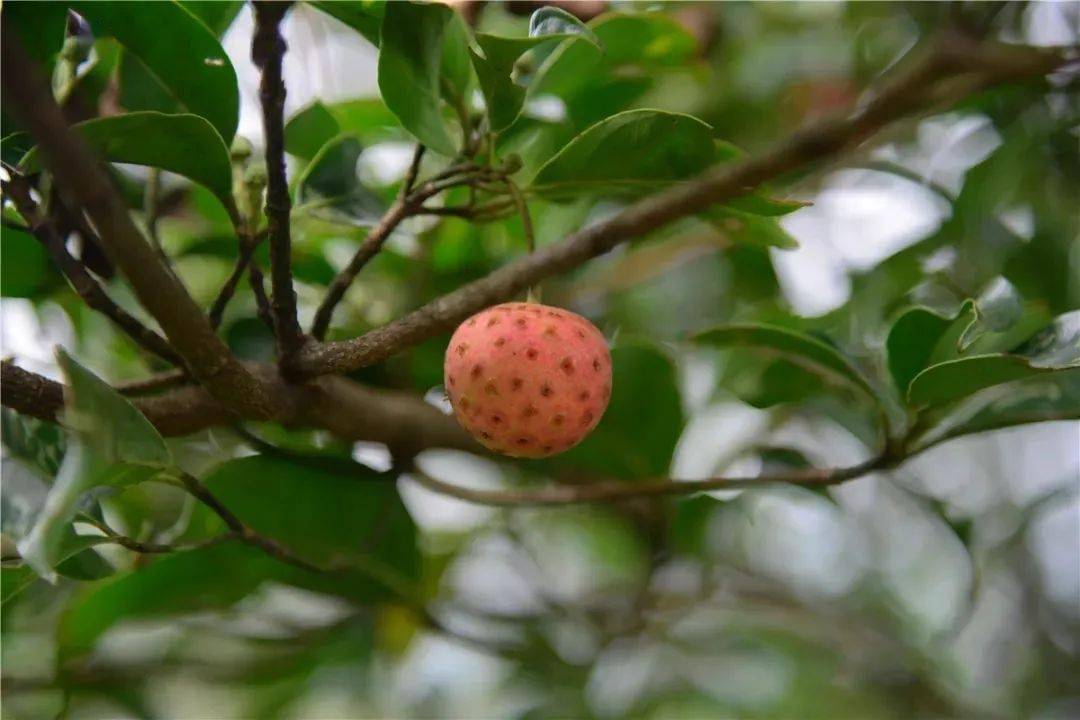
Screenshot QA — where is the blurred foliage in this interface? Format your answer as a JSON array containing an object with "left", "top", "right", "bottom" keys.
[{"left": 1, "top": 1, "right": 1078, "bottom": 719}]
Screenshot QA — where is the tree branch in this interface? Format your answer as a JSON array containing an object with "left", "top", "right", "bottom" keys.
[
  {"left": 1, "top": 360, "right": 477, "bottom": 452},
  {"left": 251, "top": 1, "right": 306, "bottom": 367},
  {"left": 293, "top": 34, "right": 1069, "bottom": 378},
  {"left": 1, "top": 171, "right": 183, "bottom": 366},
  {"left": 0, "top": 26, "right": 279, "bottom": 421}
]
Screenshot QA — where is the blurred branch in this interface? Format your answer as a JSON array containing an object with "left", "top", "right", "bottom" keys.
[
  {"left": 207, "top": 229, "right": 269, "bottom": 329},
  {"left": 294, "top": 33, "right": 1071, "bottom": 378},
  {"left": 251, "top": 1, "right": 306, "bottom": 369},
  {"left": 407, "top": 453, "right": 888, "bottom": 507},
  {"left": 0, "top": 25, "right": 279, "bottom": 421},
  {"left": 1, "top": 170, "right": 183, "bottom": 366}
]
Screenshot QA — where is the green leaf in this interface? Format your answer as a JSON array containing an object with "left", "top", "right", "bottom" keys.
[
  {"left": 701, "top": 207, "right": 799, "bottom": 249},
  {"left": 908, "top": 311, "right": 1080, "bottom": 408},
  {"left": 0, "top": 223, "right": 57, "bottom": 299},
  {"left": 550, "top": 343, "right": 684, "bottom": 480},
  {"left": 15, "top": 350, "right": 170, "bottom": 581},
  {"left": 187, "top": 454, "right": 418, "bottom": 581},
  {"left": 886, "top": 306, "right": 954, "bottom": 396},
  {"left": 913, "top": 367, "right": 1080, "bottom": 451},
  {"left": 295, "top": 135, "right": 387, "bottom": 226},
  {"left": 471, "top": 7, "right": 600, "bottom": 131},
  {"left": 53, "top": 349, "right": 171, "bottom": 467},
  {"left": 531, "top": 109, "right": 718, "bottom": 198},
  {"left": 285, "top": 99, "right": 400, "bottom": 160},
  {"left": 957, "top": 276, "right": 1023, "bottom": 351},
  {"left": 20, "top": 112, "right": 233, "bottom": 208},
  {"left": 530, "top": 12, "right": 697, "bottom": 108},
  {"left": 440, "top": 13, "right": 475, "bottom": 108},
  {"left": 72, "top": 1, "right": 240, "bottom": 142},
  {"left": 694, "top": 324, "right": 879, "bottom": 403},
  {"left": 60, "top": 542, "right": 274, "bottom": 656},
  {"left": 310, "top": 0, "right": 385, "bottom": 47},
  {"left": 377, "top": 1, "right": 458, "bottom": 156}
]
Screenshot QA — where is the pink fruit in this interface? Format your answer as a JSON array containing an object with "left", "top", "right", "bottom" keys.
[{"left": 444, "top": 302, "right": 612, "bottom": 458}]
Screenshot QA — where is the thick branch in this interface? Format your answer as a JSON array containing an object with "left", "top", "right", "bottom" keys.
[
  {"left": 293, "top": 35, "right": 1068, "bottom": 378},
  {"left": 1, "top": 173, "right": 182, "bottom": 366},
  {"left": 251, "top": 1, "right": 306, "bottom": 365},
  {"left": 0, "top": 27, "right": 278, "bottom": 421},
  {"left": 0, "top": 361, "right": 477, "bottom": 452}
]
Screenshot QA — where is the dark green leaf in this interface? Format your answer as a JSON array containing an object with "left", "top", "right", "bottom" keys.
[
  {"left": 886, "top": 306, "right": 953, "bottom": 396},
  {"left": 20, "top": 112, "right": 233, "bottom": 208},
  {"left": 188, "top": 454, "right": 418, "bottom": 579},
  {"left": 72, "top": 1, "right": 240, "bottom": 142},
  {"left": 0, "top": 222, "right": 57, "bottom": 299},
  {"left": 531, "top": 109, "right": 717, "bottom": 198},
  {"left": 377, "top": 1, "right": 458, "bottom": 156}
]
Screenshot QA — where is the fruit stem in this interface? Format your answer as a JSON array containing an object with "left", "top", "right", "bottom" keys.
[{"left": 505, "top": 177, "right": 540, "bottom": 302}]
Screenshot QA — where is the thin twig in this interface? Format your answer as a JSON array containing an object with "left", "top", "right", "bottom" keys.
[
  {"left": 207, "top": 229, "right": 269, "bottom": 329},
  {"left": 251, "top": 1, "right": 306, "bottom": 367},
  {"left": 309, "top": 153, "right": 486, "bottom": 340},
  {"left": 1, "top": 170, "right": 183, "bottom": 366},
  {"left": 407, "top": 453, "right": 888, "bottom": 507}
]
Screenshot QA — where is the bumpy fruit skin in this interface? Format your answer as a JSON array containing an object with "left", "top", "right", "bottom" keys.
[{"left": 444, "top": 302, "right": 612, "bottom": 458}]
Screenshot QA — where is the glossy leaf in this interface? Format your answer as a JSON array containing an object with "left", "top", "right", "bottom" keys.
[
  {"left": 73, "top": 1, "right": 240, "bottom": 141},
  {"left": 377, "top": 1, "right": 457, "bottom": 156},
  {"left": 694, "top": 324, "right": 878, "bottom": 402},
  {"left": 20, "top": 112, "right": 233, "bottom": 208},
  {"left": 531, "top": 109, "right": 717, "bottom": 198},
  {"left": 472, "top": 7, "right": 600, "bottom": 131}
]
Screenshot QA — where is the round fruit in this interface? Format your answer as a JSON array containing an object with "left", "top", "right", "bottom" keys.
[{"left": 444, "top": 302, "right": 612, "bottom": 458}]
